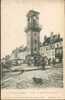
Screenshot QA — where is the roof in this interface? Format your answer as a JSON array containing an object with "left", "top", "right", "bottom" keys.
[
  {"left": 43, "top": 35, "right": 63, "bottom": 46},
  {"left": 26, "top": 10, "right": 40, "bottom": 17}
]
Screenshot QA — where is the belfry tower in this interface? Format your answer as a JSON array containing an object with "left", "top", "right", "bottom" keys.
[{"left": 25, "top": 10, "right": 41, "bottom": 56}]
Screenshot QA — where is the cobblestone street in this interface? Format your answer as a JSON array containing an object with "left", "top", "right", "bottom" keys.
[{"left": 1, "top": 63, "right": 63, "bottom": 89}]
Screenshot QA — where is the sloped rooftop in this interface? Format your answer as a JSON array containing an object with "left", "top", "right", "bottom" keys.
[
  {"left": 43, "top": 35, "right": 63, "bottom": 46},
  {"left": 26, "top": 10, "right": 40, "bottom": 17}
]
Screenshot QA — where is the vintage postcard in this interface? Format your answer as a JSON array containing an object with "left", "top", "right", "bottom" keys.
[{"left": 1, "top": 0, "right": 65, "bottom": 99}]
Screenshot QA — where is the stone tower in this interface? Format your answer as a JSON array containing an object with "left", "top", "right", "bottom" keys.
[{"left": 25, "top": 10, "right": 41, "bottom": 56}]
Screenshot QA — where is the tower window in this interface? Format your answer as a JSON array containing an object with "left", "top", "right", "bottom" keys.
[
  {"left": 34, "top": 33, "right": 36, "bottom": 36},
  {"left": 35, "top": 39, "right": 37, "bottom": 43},
  {"left": 34, "top": 47, "right": 37, "bottom": 51}
]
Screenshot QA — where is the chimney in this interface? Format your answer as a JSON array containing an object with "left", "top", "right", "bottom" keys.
[{"left": 58, "top": 33, "right": 60, "bottom": 39}]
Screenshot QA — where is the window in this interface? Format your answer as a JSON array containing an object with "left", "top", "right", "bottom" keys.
[
  {"left": 34, "top": 32, "right": 36, "bottom": 36},
  {"left": 34, "top": 47, "right": 37, "bottom": 51},
  {"left": 35, "top": 39, "right": 37, "bottom": 43},
  {"left": 57, "top": 43, "right": 59, "bottom": 48}
]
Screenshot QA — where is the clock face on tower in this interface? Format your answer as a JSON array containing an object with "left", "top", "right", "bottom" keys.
[
  {"left": 32, "top": 16, "right": 39, "bottom": 28},
  {"left": 33, "top": 16, "right": 36, "bottom": 20},
  {"left": 33, "top": 16, "right": 37, "bottom": 23}
]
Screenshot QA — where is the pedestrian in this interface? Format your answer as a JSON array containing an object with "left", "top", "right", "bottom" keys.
[{"left": 41, "top": 57, "right": 46, "bottom": 70}]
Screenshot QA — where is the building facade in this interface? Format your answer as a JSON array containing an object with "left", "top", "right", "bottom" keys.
[{"left": 40, "top": 33, "right": 63, "bottom": 63}]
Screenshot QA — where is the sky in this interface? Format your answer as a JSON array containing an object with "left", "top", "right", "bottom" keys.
[{"left": 1, "top": 0, "right": 64, "bottom": 58}]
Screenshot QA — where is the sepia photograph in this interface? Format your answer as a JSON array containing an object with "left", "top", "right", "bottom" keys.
[{"left": 1, "top": 0, "right": 65, "bottom": 99}]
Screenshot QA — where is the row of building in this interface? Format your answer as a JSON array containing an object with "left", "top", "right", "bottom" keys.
[
  {"left": 3, "top": 32, "right": 63, "bottom": 66},
  {"left": 40, "top": 32, "right": 63, "bottom": 63}
]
